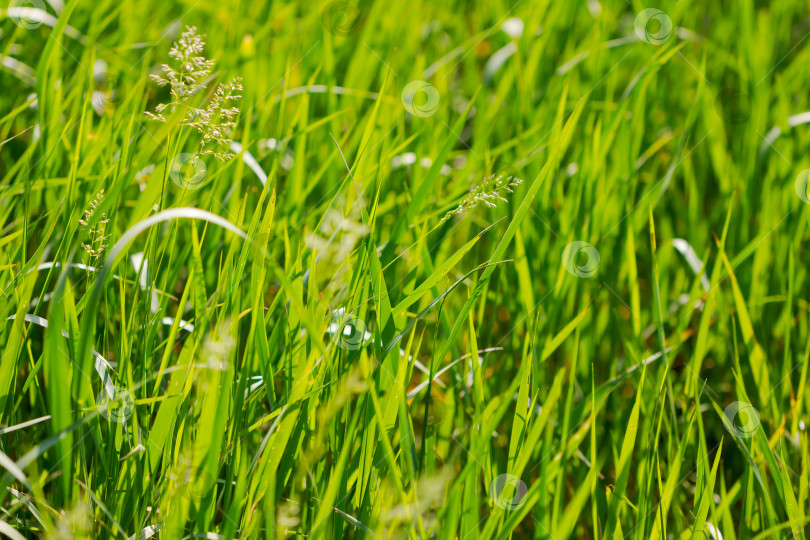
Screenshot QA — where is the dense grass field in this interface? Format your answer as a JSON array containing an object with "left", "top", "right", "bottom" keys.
[{"left": 2, "top": 0, "right": 810, "bottom": 537}]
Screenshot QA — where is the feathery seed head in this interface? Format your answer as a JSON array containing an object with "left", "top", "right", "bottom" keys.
[
  {"left": 441, "top": 174, "right": 523, "bottom": 222},
  {"left": 146, "top": 27, "right": 243, "bottom": 166},
  {"left": 79, "top": 190, "right": 111, "bottom": 261}
]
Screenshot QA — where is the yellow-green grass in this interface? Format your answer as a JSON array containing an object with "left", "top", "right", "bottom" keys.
[{"left": 1, "top": 0, "right": 810, "bottom": 538}]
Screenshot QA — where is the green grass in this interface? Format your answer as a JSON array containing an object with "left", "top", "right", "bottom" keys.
[{"left": 1, "top": 0, "right": 810, "bottom": 537}]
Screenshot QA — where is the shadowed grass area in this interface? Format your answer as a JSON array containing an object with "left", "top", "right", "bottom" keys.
[{"left": 1, "top": 0, "right": 810, "bottom": 538}]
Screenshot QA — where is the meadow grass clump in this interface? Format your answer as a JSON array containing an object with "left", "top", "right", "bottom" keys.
[{"left": 1, "top": 0, "right": 810, "bottom": 539}]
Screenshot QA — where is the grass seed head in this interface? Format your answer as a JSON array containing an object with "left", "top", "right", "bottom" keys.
[
  {"left": 79, "top": 189, "right": 110, "bottom": 262},
  {"left": 146, "top": 27, "right": 243, "bottom": 162},
  {"left": 442, "top": 173, "right": 523, "bottom": 222}
]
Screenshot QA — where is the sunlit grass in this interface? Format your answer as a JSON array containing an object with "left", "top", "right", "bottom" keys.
[{"left": 1, "top": 0, "right": 810, "bottom": 538}]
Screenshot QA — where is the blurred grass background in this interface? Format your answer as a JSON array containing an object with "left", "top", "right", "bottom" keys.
[{"left": 2, "top": 0, "right": 810, "bottom": 537}]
